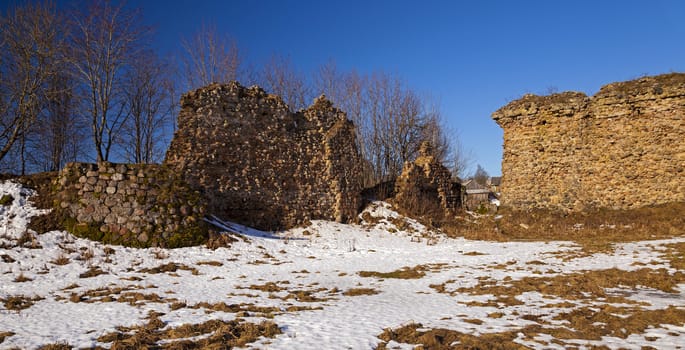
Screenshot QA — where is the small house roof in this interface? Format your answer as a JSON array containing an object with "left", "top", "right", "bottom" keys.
[{"left": 489, "top": 176, "right": 502, "bottom": 186}]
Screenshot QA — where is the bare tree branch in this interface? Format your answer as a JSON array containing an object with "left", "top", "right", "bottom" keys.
[
  {"left": 181, "top": 24, "right": 240, "bottom": 90},
  {"left": 0, "top": 1, "right": 65, "bottom": 171},
  {"left": 67, "top": 0, "right": 148, "bottom": 162}
]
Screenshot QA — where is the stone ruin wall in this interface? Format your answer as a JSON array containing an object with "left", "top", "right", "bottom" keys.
[
  {"left": 394, "top": 142, "right": 461, "bottom": 216},
  {"left": 493, "top": 73, "right": 685, "bottom": 211},
  {"left": 54, "top": 162, "right": 207, "bottom": 247},
  {"left": 164, "top": 82, "right": 362, "bottom": 230}
]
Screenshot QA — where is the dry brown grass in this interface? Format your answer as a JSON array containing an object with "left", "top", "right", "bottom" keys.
[
  {"left": 169, "top": 301, "right": 186, "bottom": 310},
  {"left": 196, "top": 260, "right": 223, "bottom": 266},
  {"left": 50, "top": 253, "right": 70, "bottom": 266},
  {"left": 205, "top": 231, "right": 239, "bottom": 250},
  {"left": 281, "top": 289, "right": 331, "bottom": 303},
  {"left": 76, "top": 247, "right": 94, "bottom": 262},
  {"left": 190, "top": 301, "right": 280, "bottom": 316},
  {"left": 17, "top": 231, "right": 41, "bottom": 249},
  {"left": 662, "top": 242, "right": 685, "bottom": 270},
  {"left": 377, "top": 322, "right": 529, "bottom": 350},
  {"left": 36, "top": 343, "right": 72, "bottom": 350},
  {"left": 547, "top": 305, "right": 685, "bottom": 340},
  {"left": 343, "top": 288, "right": 380, "bottom": 296},
  {"left": 359, "top": 265, "right": 427, "bottom": 279},
  {"left": 78, "top": 266, "right": 106, "bottom": 278},
  {"left": 377, "top": 303, "right": 685, "bottom": 350},
  {"left": 0, "top": 331, "right": 14, "bottom": 344},
  {"left": 434, "top": 268, "right": 685, "bottom": 300},
  {"left": 449, "top": 203, "right": 685, "bottom": 253},
  {"left": 245, "top": 282, "right": 286, "bottom": 293},
  {"left": 359, "top": 263, "right": 448, "bottom": 280},
  {"left": 67, "top": 285, "right": 170, "bottom": 306},
  {"left": 463, "top": 251, "right": 486, "bottom": 256},
  {"left": 1, "top": 295, "right": 43, "bottom": 311},
  {"left": 13, "top": 273, "right": 32, "bottom": 283},
  {"left": 138, "top": 262, "right": 199, "bottom": 275}
]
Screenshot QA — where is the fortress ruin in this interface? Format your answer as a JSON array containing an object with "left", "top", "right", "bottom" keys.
[
  {"left": 164, "top": 82, "right": 363, "bottom": 230},
  {"left": 493, "top": 73, "right": 685, "bottom": 211}
]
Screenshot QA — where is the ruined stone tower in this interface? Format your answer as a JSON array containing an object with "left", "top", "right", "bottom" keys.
[
  {"left": 493, "top": 73, "right": 685, "bottom": 211},
  {"left": 164, "top": 82, "right": 363, "bottom": 230}
]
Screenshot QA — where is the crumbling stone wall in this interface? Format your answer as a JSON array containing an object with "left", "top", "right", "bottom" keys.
[
  {"left": 164, "top": 82, "right": 362, "bottom": 230},
  {"left": 54, "top": 162, "right": 208, "bottom": 247},
  {"left": 493, "top": 73, "right": 685, "bottom": 211},
  {"left": 394, "top": 142, "right": 461, "bottom": 217}
]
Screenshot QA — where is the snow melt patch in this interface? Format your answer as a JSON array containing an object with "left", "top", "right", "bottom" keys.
[{"left": 0, "top": 181, "right": 49, "bottom": 240}]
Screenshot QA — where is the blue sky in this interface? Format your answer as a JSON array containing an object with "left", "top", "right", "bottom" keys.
[
  {"left": 136, "top": 0, "right": 685, "bottom": 175},
  {"left": 7, "top": 0, "right": 685, "bottom": 175}
]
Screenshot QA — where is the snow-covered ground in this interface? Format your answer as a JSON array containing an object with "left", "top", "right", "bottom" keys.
[{"left": 1, "top": 181, "right": 684, "bottom": 349}]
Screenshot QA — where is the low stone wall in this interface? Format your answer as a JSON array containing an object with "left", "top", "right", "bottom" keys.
[
  {"left": 394, "top": 142, "right": 461, "bottom": 217},
  {"left": 54, "top": 162, "right": 208, "bottom": 248},
  {"left": 493, "top": 73, "right": 685, "bottom": 211}
]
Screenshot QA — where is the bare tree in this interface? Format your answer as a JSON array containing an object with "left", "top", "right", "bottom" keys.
[
  {"left": 365, "top": 72, "right": 431, "bottom": 182},
  {"left": 260, "top": 54, "right": 309, "bottom": 111},
  {"left": 473, "top": 164, "right": 489, "bottom": 185},
  {"left": 68, "top": 0, "right": 148, "bottom": 162},
  {"left": 181, "top": 24, "right": 240, "bottom": 90},
  {"left": 27, "top": 71, "right": 84, "bottom": 172},
  {"left": 120, "top": 50, "right": 175, "bottom": 164},
  {"left": 0, "top": 1, "right": 65, "bottom": 172},
  {"left": 445, "top": 135, "right": 474, "bottom": 180}
]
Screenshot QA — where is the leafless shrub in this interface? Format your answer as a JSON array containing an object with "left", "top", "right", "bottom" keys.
[
  {"left": 13, "top": 273, "right": 32, "bottom": 282},
  {"left": 51, "top": 252, "right": 70, "bottom": 266}
]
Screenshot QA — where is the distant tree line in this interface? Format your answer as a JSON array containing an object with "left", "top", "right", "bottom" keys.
[{"left": 0, "top": 0, "right": 474, "bottom": 185}]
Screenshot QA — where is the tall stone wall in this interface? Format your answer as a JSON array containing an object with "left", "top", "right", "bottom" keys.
[
  {"left": 54, "top": 162, "right": 208, "bottom": 248},
  {"left": 164, "top": 82, "right": 362, "bottom": 230},
  {"left": 493, "top": 73, "right": 685, "bottom": 211}
]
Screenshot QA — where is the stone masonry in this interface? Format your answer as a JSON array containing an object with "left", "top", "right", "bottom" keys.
[
  {"left": 54, "top": 162, "right": 208, "bottom": 248},
  {"left": 493, "top": 73, "right": 685, "bottom": 211},
  {"left": 164, "top": 82, "right": 363, "bottom": 230},
  {"left": 394, "top": 142, "right": 461, "bottom": 217}
]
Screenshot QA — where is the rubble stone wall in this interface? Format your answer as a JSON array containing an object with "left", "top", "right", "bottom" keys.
[
  {"left": 164, "top": 82, "right": 363, "bottom": 230},
  {"left": 54, "top": 162, "right": 208, "bottom": 248},
  {"left": 493, "top": 73, "right": 685, "bottom": 211},
  {"left": 394, "top": 142, "right": 461, "bottom": 217}
]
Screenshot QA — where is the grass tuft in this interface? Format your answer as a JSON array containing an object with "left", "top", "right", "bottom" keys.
[
  {"left": 1, "top": 295, "right": 43, "bottom": 311},
  {"left": 13, "top": 273, "right": 32, "bottom": 283},
  {"left": 343, "top": 288, "right": 380, "bottom": 296},
  {"left": 359, "top": 265, "right": 428, "bottom": 279}
]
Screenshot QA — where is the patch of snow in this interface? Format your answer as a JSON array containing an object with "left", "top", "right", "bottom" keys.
[{"left": 0, "top": 181, "right": 683, "bottom": 349}]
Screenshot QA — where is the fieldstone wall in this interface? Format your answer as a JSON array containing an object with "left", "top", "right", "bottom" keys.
[
  {"left": 493, "top": 73, "right": 685, "bottom": 211},
  {"left": 394, "top": 142, "right": 461, "bottom": 217},
  {"left": 164, "top": 82, "right": 363, "bottom": 230},
  {"left": 54, "top": 162, "right": 208, "bottom": 248}
]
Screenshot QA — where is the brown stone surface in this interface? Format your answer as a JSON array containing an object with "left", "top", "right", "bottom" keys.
[
  {"left": 164, "top": 82, "right": 363, "bottom": 230},
  {"left": 394, "top": 142, "right": 461, "bottom": 217},
  {"left": 493, "top": 73, "right": 685, "bottom": 211}
]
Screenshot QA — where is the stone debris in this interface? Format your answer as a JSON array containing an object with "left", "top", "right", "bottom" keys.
[{"left": 394, "top": 141, "right": 461, "bottom": 217}]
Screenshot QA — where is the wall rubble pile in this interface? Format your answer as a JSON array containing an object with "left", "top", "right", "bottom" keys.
[{"left": 394, "top": 142, "right": 461, "bottom": 217}]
